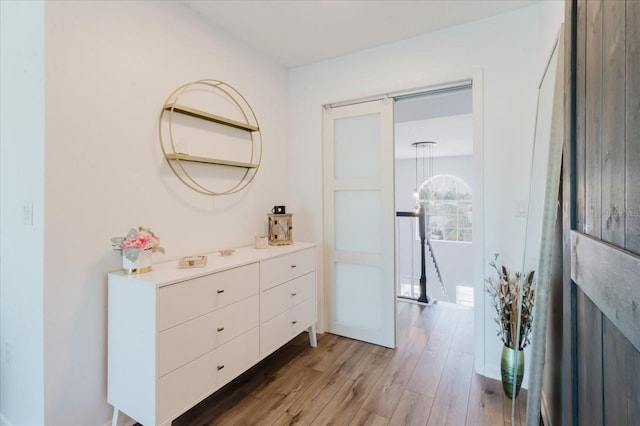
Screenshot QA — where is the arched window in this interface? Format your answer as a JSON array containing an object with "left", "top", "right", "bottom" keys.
[{"left": 419, "top": 174, "right": 472, "bottom": 242}]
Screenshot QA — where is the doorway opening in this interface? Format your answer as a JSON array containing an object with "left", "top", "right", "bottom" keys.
[
  {"left": 322, "top": 75, "right": 483, "bottom": 361},
  {"left": 394, "top": 86, "right": 474, "bottom": 307}
]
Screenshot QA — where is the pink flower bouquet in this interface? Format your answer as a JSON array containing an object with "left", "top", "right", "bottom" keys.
[{"left": 111, "top": 227, "right": 165, "bottom": 262}]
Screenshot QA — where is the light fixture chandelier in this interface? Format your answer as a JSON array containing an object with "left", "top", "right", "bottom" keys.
[{"left": 412, "top": 141, "right": 436, "bottom": 212}]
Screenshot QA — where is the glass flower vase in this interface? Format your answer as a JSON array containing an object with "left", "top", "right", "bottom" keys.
[
  {"left": 122, "top": 250, "right": 152, "bottom": 274},
  {"left": 500, "top": 345, "right": 525, "bottom": 399}
]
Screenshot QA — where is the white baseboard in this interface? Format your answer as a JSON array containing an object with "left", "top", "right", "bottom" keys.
[
  {"left": 483, "top": 363, "right": 529, "bottom": 390},
  {"left": 483, "top": 364, "right": 501, "bottom": 382},
  {"left": 99, "top": 412, "right": 136, "bottom": 426},
  {"left": 100, "top": 421, "right": 136, "bottom": 426}
]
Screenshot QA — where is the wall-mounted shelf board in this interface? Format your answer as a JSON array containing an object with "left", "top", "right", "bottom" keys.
[
  {"left": 164, "top": 103, "right": 259, "bottom": 132},
  {"left": 160, "top": 79, "right": 262, "bottom": 195},
  {"left": 165, "top": 153, "right": 259, "bottom": 169}
]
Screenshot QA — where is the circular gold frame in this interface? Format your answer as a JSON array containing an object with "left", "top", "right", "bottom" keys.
[{"left": 159, "top": 79, "right": 262, "bottom": 195}]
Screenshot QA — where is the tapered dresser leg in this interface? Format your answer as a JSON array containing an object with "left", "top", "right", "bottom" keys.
[
  {"left": 111, "top": 408, "right": 120, "bottom": 426},
  {"left": 308, "top": 324, "right": 317, "bottom": 347}
]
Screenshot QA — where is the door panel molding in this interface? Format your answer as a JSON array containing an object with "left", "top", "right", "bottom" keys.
[
  {"left": 570, "top": 230, "right": 640, "bottom": 352},
  {"left": 323, "top": 99, "right": 396, "bottom": 348}
]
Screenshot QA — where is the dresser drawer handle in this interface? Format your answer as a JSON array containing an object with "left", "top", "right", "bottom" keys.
[
  {"left": 217, "top": 289, "right": 225, "bottom": 294},
  {"left": 217, "top": 327, "right": 225, "bottom": 332},
  {"left": 291, "top": 320, "right": 298, "bottom": 325},
  {"left": 291, "top": 292, "right": 297, "bottom": 297},
  {"left": 291, "top": 265, "right": 297, "bottom": 268},
  {"left": 217, "top": 365, "right": 224, "bottom": 371}
]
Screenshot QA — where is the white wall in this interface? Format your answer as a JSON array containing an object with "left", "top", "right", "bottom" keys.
[
  {"left": 7, "top": 1, "right": 288, "bottom": 425},
  {"left": 429, "top": 240, "right": 474, "bottom": 300},
  {"left": 1, "top": 1, "right": 564, "bottom": 423},
  {"left": 0, "top": 2, "right": 45, "bottom": 425},
  {"left": 289, "top": 3, "right": 564, "bottom": 382}
]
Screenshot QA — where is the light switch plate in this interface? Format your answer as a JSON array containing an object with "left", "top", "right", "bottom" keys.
[
  {"left": 22, "top": 201, "right": 33, "bottom": 226},
  {"left": 516, "top": 199, "right": 527, "bottom": 218}
]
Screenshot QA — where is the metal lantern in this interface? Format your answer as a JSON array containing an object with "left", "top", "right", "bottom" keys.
[{"left": 268, "top": 213, "right": 293, "bottom": 245}]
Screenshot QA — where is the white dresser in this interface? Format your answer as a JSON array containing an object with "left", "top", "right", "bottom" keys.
[{"left": 107, "top": 243, "right": 316, "bottom": 426}]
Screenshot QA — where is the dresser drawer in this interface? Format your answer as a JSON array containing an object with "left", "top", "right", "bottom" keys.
[
  {"left": 157, "top": 348, "right": 217, "bottom": 424},
  {"left": 260, "top": 298, "right": 316, "bottom": 356},
  {"left": 214, "top": 327, "right": 260, "bottom": 389},
  {"left": 157, "top": 295, "right": 259, "bottom": 377},
  {"left": 260, "top": 272, "right": 315, "bottom": 322},
  {"left": 260, "top": 248, "right": 315, "bottom": 291},
  {"left": 158, "top": 263, "right": 259, "bottom": 331},
  {"left": 108, "top": 244, "right": 318, "bottom": 426},
  {"left": 157, "top": 327, "right": 259, "bottom": 424}
]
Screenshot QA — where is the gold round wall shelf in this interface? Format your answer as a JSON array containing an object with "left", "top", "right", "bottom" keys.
[{"left": 159, "top": 79, "right": 262, "bottom": 195}]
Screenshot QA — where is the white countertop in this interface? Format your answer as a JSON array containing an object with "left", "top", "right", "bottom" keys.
[{"left": 108, "top": 242, "right": 316, "bottom": 287}]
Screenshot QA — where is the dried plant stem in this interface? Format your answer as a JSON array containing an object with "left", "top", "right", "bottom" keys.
[{"left": 486, "top": 254, "right": 535, "bottom": 351}]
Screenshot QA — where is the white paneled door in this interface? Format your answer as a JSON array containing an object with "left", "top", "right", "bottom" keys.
[{"left": 323, "top": 100, "right": 396, "bottom": 348}]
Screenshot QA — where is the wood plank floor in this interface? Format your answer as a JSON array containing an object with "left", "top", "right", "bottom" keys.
[{"left": 173, "top": 301, "right": 527, "bottom": 426}]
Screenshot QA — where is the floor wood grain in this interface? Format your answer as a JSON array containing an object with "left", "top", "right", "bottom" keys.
[{"left": 172, "top": 301, "right": 527, "bottom": 426}]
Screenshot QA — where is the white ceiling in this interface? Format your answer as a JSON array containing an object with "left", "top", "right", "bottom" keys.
[
  {"left": 395, "top": 114, "right": 473, "bottom": 159},
  {"left": 182, "top": 0, "right": 535, "bottom": 159},
  {"left": 183, "top": 0, "right": 537, "bottom": 68}
]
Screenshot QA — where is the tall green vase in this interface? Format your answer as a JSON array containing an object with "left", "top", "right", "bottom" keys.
[{"left": 500, "top": 345, "right": 524, "bottom": 399}]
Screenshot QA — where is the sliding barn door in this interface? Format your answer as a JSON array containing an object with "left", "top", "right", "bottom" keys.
[
  {"left": 323, "top": 100, "right": 396, "bottom": 348},
  {"left": 564, "top": 1, "right": 640, "bottom": 424}
]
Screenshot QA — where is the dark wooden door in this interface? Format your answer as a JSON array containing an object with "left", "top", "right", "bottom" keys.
[{"left": 563, "top": 0, "right": 640, "bottom": 425}]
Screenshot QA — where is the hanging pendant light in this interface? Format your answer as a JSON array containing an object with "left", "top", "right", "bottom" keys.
[{"left": 411, "top": 141, "right": 436, "bottom": 213}]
